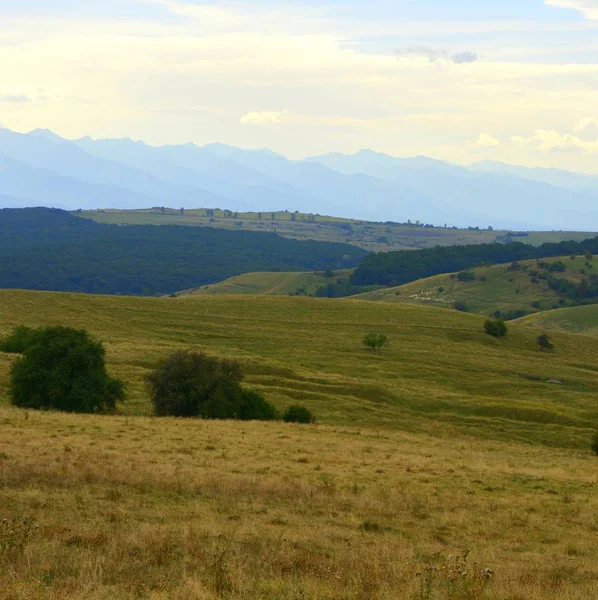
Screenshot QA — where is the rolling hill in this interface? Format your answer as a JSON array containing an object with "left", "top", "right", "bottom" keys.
[
  {"left": 354, "top": 255, "right": 595, "bottom": 317},
  {"left": 2, "top": 289, "right": 597, "bottom": 448},
  {"left": 2, "top": 289, "right": 598, "bottom": 599},
  {"left": 517, "top": 304, "right": 598, "bottom": 336}
]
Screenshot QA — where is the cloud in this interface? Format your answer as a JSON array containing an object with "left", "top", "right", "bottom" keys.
[
  {"left": 511, "top": 128, "right": 598, "bottom": 154},
  {"left": 573, "top": 117, "right": 598, "bottom": 140},
  {"left": 451, "top": 51, "right": 478, "bottom": 64},
  {"left": 545, "top": 0, "right": 598, "bottom": 19},
  {"left": 395, "top": 46, "right": 478, "bottom": 64},
  {"left": 0, "top": 94, "right": 30, "bottom": 103},
  {"left": 475, "top": 133, "right": 500, "bottom": 147},
  {"left": 240, "top": 110, "right": 291, "bottom": 125}
]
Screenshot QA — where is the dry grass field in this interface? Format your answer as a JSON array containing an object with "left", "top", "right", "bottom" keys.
[
  {"left": 1, "top": 289, "right": 598, "bottom": 599},
  {"left": 1, "top": 407, "right": 598, "bottom": 600}
]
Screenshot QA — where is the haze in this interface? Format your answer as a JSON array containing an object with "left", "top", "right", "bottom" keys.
[{"left": 1, "top": 0, "right": 598, "bottom": 172}]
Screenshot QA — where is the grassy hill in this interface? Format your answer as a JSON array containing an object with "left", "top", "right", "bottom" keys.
[
  {"left": 78, "top": 207, "right": 596, "bottom": 252},
  {"left": 517, "top": 304, "right": 598, "bottom": 336},
  {"left": 179, "top": 269, "right": 353, "bottom": 297},
  {"left": 355, "top": 255, "right": 595, "bottom": 317},
  {"left": 2, "top": 289, "right": 598, "bottom": 598},
  {"left": 2, "top": 289, "right": 598, "bottom": 449}
]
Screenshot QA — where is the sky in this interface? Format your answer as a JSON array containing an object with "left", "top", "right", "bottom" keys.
[{"left": 1, "top": 0, "right": 598, "bottom": 171}]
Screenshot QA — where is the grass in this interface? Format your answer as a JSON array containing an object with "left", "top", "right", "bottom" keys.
[
  {"left": 2, "top": 289, "right": 598, "bottom": 598},
  {"left": 76, "top": 208, "right": 596, "bottom": 253},
  {"left": 1, "top": 289, "right": 598, "bottom": 448},
  {"left": 517, "top": 305, "right": 598, "bottom": 336},
  {"left": 1, "top": 406, "right": 598, "bottom": 599},
  {"left": 179, "top": 270, "right": 352, "bottom": 297},
  {"left": 355, "top": 255, "right": 595, "bottom": 317}
]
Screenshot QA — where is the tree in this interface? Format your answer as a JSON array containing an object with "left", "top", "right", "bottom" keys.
[
  {"left": 283, "top": 405, "right": 315, "bottom": 423},
  {"left": 145, "top": 350, "right": 276, "bottom": 420},
  {"left": 537, "top": 333, "right": 554, "bottom": 352},
  {"left": 7, "top": 326, "right": 125, "bottom": 413},
  {"left": 363, "top": 333, "right": 388, "bottom": 353},
  {"left": 591, "top": 431, "right": 598, "bottom": 456},
  {"left": 484, "top": 318, "right": 507, "bottom": 337}
]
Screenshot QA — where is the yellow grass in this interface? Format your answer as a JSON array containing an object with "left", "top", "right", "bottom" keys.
[{"left": 1, "top": 406, "right": 597, "bottom": 599}]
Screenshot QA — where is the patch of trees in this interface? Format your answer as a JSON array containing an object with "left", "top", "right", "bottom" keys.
[
  {"left": 349, "top": 237, "right": 598, "bottom": 288},
  {"left": 0, "top": 208, "right": 367, "bottom": 296},
  {"left": 484, "top": 318, "right": 507, "bottom": 337}
]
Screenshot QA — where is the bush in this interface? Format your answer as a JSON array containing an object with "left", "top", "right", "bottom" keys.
[
  {"left": 454, "top": 301, "right": 468, "bottom": 312},
  {"left": 591, "top": 432, "right": 598, "bottom": 456},
  {"left": 537, "top": 333, "right": 555, "bottom": 352},
  {"left": 283, "top": 405, "right": 315, "bottom": 424},
  {"left": 457, "top": 271, "right": 475, "bottom": 282},
  {"left": 484, "top": 318, "right": 508, "bottom": 337},
  {"left": 9, "top": 325, "right": 125, "bottom": 413},
  {"left": 363, "top": 333, "right": 388, "bottom": 353},
  {"left": 0, "top": 325, "right": 36, "bottom": 354},
  {"left": 146, "top": 350, "right": 276, "bottom": 420}
]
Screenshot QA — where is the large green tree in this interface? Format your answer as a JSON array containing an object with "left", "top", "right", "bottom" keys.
[{"left": 6, "top": 326, "right": 125, "bottom": 413}]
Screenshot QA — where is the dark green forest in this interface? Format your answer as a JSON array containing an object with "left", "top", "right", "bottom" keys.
[
  {"left": 0, "top": 208, "right": 367, "bottom": 296},
  {"left": 350, "top": 238, "right": 598, "bottom": 288}
]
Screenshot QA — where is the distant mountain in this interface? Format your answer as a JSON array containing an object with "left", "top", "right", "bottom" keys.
[
  {"left": 0, "top": 126, "right": 597, "bottom": 230},
  {"left": 309, "top": 150, "right": 598, "bottom": 230},
  {"left": 470, "top": 160, "right": 598, "bottom": 192}
]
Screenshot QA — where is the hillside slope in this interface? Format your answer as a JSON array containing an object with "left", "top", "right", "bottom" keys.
[
  {"left": 2, "top": 290, "right": 598, "bottom": 448},
  {"left": 517, "top": 304, "right": 598, "bottom": 336},
  {"left": 354, "top": 255, "right": 594, "bottom": 317}
]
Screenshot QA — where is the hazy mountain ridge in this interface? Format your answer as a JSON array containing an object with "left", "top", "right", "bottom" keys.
[{"left": 0, "top": 127, "right": 596, "bottom": 229}]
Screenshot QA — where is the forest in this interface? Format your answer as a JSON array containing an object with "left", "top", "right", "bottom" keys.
[{"left": 0, "top": 208, "right": 367, "bottom": 296}]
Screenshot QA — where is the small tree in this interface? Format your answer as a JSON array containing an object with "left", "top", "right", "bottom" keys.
[
  {"left": 484, "top": 318, "right": 507, "bottom": 337},
  {"left": 146, "top": 350, "right": 276, "bottom": 420},
  {"left": 363, "top": 333, "right": 388, "bottom": 353},
  {"left": 283, "top": 405, "right": 315, "bottom": 424},
  {"left": 591, "top": 431, "right": 598, "bottom": 456},
  {"left": 8, "top": 326, "right": 125, "bottom": 413},
  {"left": 537, "top": 333, "right": 554, "bottom": 352}
]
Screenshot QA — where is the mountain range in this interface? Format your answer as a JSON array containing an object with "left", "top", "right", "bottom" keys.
[{"left": 1, "top": 127, "right": 597, "bottom": 230}]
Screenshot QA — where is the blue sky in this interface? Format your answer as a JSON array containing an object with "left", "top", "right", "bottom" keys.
[{"left": 1, "top": 0, "right": 598, "bottom": 171}]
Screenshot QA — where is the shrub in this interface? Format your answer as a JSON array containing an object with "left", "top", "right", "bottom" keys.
[
  {"left": 591, "top": 432, "right": 598, "bottom": 456},
  {"left": 362, "top": 333, "right": 388, "bottom": 353},
  {"left": 457, "top": 271, "right": 475, "bottom": 282},
  {"left": 283, "top": 405, "right": 315, "bottom": 424},
  {"left": 146, "top": 350, "right": 276, "bottom": 420},
  {"left": 484, "top": 318, "right": 508, "bottom": 337},
  {"left": 0, "top": 325, "right": 36, "bottom": 354},
  {"left": 9, "top": 326, "right": 125, "bottom": 413},
  {"left": 537, "top": 333, "right": 555, "bottom": 352},
  {"left": 454, "top": 301, "right": 468, "bottom": 312}
]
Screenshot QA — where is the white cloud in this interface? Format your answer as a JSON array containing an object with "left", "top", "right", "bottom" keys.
[
  {"left": 240, "top": 110, "right": 290, "bottom": 125},
  {"left": 511, "top": 128, "right": 598, "bottom": 153},
  {"left": 545, "top": 0, "right": 598, "bottom": 19},
  {"left": 475, "top": 133, "right": 500, "bottom": 147}
]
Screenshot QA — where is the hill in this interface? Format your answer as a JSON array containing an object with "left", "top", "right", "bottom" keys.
[
  {"left": 517, "top": 304, "right": 598, "bottom": 336},
  {"left": 0, "top": 208, "right": 366, "bottom": 295},
  {"left": 2, "top": 290, "right": 598, "bottom": 598},
  {"left": 2, "top": 289, "right": 598, "bottom": 448},
  {"left": 78, "top": 207, "right": 596, "bottom": 253},
  {"left": 179, "top": 269, "right": 353, "bottom": 297},
  {"left": 355, "top": 255, "right": 596, "bottom": 318}
]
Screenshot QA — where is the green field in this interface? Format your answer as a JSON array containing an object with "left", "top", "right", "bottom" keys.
[
  {"left": 2, "top": 289, "right": 598, "bottom": 448},
  {"left": 77, "top": 208, "right": 596, "bottom": 252},
  {"left": 2, "top": 289, "right": 598, "bottom": 599},
  {"left": 180, "top": 270, "right": 352, "bottom": 297},
  {"left": 518, "top": 304, "right": 598, "bottom": 336},
  {"left": 355, "top": 255, "right": 595, "bottom": 317}
]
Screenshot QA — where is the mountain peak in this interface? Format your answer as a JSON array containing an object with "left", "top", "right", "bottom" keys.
[{"left": 28, "top": 129, "right": 65, "bottom": 143}]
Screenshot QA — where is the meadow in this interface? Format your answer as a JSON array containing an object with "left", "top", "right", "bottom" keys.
[
  {"left": 78, "top": 208, "right": 595, "bottom": 253},
  {"left": 2, "top": 290, "right": 598, "bottom": 599},
  {"left": 355, "top": 256, "right": 594, "bottom": 317}
]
